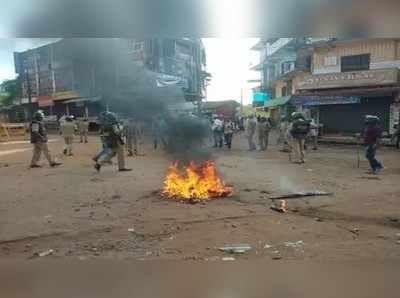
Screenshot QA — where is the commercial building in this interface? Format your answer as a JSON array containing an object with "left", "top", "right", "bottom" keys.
[
  {"left": 293, "top": 38, "right": 400, "bottom": 134},
  {"left": 11, "top": 38, "right": 208, "bottom": 122},
  {"left": 250, "top": 38, "right": 329, "bottom": 124},
  {"left": 251, "top": 38, "right": 400, "bottom": 134}
]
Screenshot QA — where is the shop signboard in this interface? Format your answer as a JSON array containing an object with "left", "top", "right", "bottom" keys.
[
  {"left": 292, "top": 95, "right": 360, "bottom": 106},
  {"left": 298, "top": 69, "right": 399, "bottom": 90},
  {"left": 53, "top": 91, "right": 80, "bottom": 101},
  {"left": 253, "top": 92, "right": 271, "bottom": 103}
]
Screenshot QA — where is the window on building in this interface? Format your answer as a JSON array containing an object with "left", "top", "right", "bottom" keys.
[
  {"left": 324, "top": 56, "right": 337, "bottom": 66},
  {"left": 341, "top": 54, "right": 370, "bottom": 72},
  {"left": 281, "top": 86, "right": 287, "bottom": 97},
  {"left": 281, "top": 61, "right": 295, "bottom": 75}
]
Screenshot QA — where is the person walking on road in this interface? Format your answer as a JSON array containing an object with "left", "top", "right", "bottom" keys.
[
  {"left": 212, "top": 115, "right": 224, "bottom": 148},
  {"left": 278, "top": 117, "right": 290, "bottom": 152},
  {"left": 94, "top": 111, "right": 132, "bottom": 172},
  {"left": 60, "top": 115, "right": 77, "bottom": 156},
  {"left": 363, "top": 115, "right": 384, "bottom": 174},
  {"left": 308, "top": 118, "right": 319, "bottom": 150},
  {"left": 246, "top": 115, "right": 257, "bottom": 151},
  {"left": 289, "top": 112, "right": 310, "bottom": 164},
  {"left": 223, "top": 118, "right": 234, "bottom": 149},
  {"left": 256, "top": 116, "right": 270, "bottom": 151},
  {"left": 29, "top": 110, "right": 62, "bottom": 168},
  {"left": 78, "top": 117, "right": 89, "bottom": 143}
]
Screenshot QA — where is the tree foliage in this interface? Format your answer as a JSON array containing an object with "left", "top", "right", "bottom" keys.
[{"left": 0, "top": 78, "right": 21, "bottom": 106}]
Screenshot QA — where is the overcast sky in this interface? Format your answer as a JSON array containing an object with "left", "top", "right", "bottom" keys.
[
  {"left": 202, "top": 38, "right": 260, "bottom": 105},
  {"left": 0, "top": 38, "right": 58, "bottom": 82},
  {"left": 0, "top": 38, "right": 260, "bottom": 105}
]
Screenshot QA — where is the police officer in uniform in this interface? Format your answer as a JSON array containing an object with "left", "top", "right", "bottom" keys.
[
  {"left": 78, "top": 117, "right": 89, "bottom": 143},
  {"left": 29, "top": 110, "right": 62, "bottom": 168},
  {"left": 94, "top": 111, "right": 132, "bottom": 172},
  {"left": 60, "top": 115, "right": 77, "bottom": 156},
  {"left": 289, "top": 112, "right": 311, "bottom": 164}
]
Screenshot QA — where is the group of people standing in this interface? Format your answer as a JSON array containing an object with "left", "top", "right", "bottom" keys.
[
  {"left": 211, "top": 115, "right": 235, "bottom": 149},
  {"left": 245, "top": 115, "right": 272, "bottom": 151}
]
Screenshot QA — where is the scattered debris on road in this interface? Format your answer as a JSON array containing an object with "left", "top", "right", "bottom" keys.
[
  {"left": 32, "top": 249, "right": 54, "bottom": 258},
  {"left": 271, "top": 255, "right": 282, "bottom": 260},
  {"left": 268, "top": 191, "right": 333, "bottom": 201},
  {"left": 219, "top": 244, "right": 252, "bottom": 254},
  {"left": 284, "top": 240, "right": 305, "bottom": 249},
  {"left": 270, "top": 200, "right": 288, "bottom": 213}
]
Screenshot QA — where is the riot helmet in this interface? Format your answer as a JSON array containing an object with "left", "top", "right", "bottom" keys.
[
  {"left": 33, "top": 110, "right": 45, "bottom": 121},
  {"left": 291, "top": 112, "right": 305, "bottom": 121},
  {"left": 365, "top": 115, "right": 380, "bottom": 125},
  {"left": 99, "top": 111, "right": 118, "bottom": 125}
]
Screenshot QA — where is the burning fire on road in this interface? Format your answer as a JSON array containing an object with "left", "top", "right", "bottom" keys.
[{"left": 161, "top": 161, "right": 233, "bottom": 203}]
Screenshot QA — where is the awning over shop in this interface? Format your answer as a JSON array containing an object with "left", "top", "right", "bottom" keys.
[
  {"left": 292, "top": 95, "right": 360, "bottom": 106},
  {"left": 63, "top": 96, "right": 102, "bottom": 104},
  {"left": 264, "top": 96, "right": 292, "bottom": 109}
]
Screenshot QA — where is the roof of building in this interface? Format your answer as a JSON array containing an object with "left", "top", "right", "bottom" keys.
[{"left": 250, "top": 40, "right": 266, "bottom": 51}]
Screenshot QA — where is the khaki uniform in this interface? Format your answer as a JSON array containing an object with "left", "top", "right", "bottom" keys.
[
  {"left": 30, "top": 120, "right": 57, "bottom": 167},
  {"left": 60, "top": 121, "right": 76, "bottom": 155},
  {"left": 256, "top": 121, "right": 271, "bottom": 151},
  {"left": 98, "top": 142, "right": 125, "bottom": 169},
  {"left": 78, "top": 120, "right": 89, "bottom": 143},
  {"left": 31, "top": 142, "right": 54, "bottom": 166},
  {"left": 124, "top": 121, "right": 139, "bottom": 156},
  {"left": 246, "top": 118, "right": 257, "bottom": 150},
  {"left": 291, "top": 138, "right": 306, "bottom": 163}
]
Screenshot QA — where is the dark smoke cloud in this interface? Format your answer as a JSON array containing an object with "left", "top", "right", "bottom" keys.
[
  {"left": 165, "top": 115, "right": 211, "bottom": 163},
  {"left": 60, "top": 38, "right": 211, "bottom": 162}
]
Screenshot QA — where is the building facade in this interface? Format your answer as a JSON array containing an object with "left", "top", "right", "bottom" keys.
[
  {"left": 293, "top": 38, "right": 400, "bottom": 134},
  {"left": 251, "top": 38, "right": 329, "bottom": 124},
  {"left": 12, "top": 38, "right": 208, "bottom": 121}
]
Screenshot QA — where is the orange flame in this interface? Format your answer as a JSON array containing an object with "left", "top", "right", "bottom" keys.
[{"left": 162, "top": 161, "right": 233, "bottom": 202}]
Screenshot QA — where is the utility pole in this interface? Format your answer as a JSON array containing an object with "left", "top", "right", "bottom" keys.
[{"left": 25, "top": 68, "right": 32, "bottom": 121}]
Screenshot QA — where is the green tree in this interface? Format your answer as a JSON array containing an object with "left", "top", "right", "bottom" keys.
[{"left": 0, "top": 78, "right": 21, "bottom": 106}]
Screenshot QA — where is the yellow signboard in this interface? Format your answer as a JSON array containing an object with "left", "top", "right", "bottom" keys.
[{"left": 53, "top": 91, "right": 80, "bottom": 101}]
